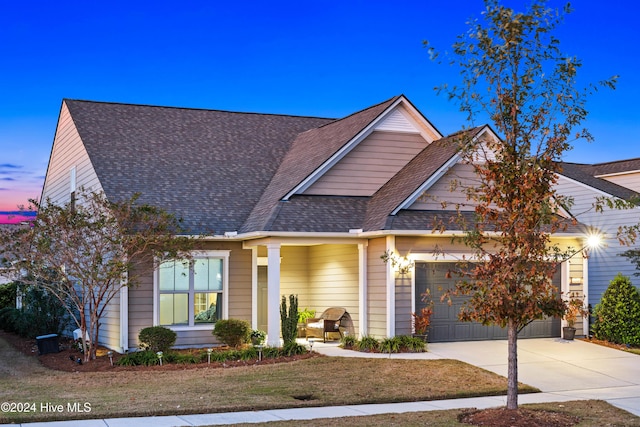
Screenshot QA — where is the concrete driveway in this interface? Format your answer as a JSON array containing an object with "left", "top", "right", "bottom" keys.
[
  {"left": 315, "top": 337, "right": 640, "bottom": 416},
  {"left": 429, "top": 338, "right": 640, "bottom": 416}
]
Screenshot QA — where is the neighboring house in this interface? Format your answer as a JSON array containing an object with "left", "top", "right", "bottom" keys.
[
  {"left": 41, "top": 95, "right": 590, "bottom": 352},
  {"left": 556, "top": 160, "right": 640, "bottom": 306},
  {"left": 0, "top": 224, "right": 23, "bottom": 286}
]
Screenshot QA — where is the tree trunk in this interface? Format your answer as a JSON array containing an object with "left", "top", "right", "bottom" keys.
[{"left": 507, "top": 319, "right": 518, "bottom": 410}]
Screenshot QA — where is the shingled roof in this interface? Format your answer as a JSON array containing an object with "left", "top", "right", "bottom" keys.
[
  {"left": 65, "top": 100, "right": 333, "bottom": 234},
  {"left": 63, "top": 97, "right": 589, "bottom": 238},
  {"left": 558, "top": 162, "right": 639, "bottom": 201},
  {"left": 240, "top": 96, "right": 400, "bottom": 232},
  {"left": 590, "top": 157, "right": 640, "bottom": 176}
]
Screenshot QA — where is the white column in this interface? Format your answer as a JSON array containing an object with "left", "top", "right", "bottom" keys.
[
  {"left": 583, "top": 255, "right": 590, "bottom": 335},
  {"left": 251, "top": 247, "right": 258, "bottom": 329},
  {"left": 358, "top": 242, "right": 368, "bottom": 338},
  {"left": 266, "top": 243, "right": 281, "bottom": 347},
  {"left": 119, "top": 281, "right": 129, "bottom": 353},
  {"left": 561, "top": 260, "right": 569, "bottom": 328}
]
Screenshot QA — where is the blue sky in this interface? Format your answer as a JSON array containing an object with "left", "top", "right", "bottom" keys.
[{"left": 1, "top": 0, "right": 639, "bottom": 213}]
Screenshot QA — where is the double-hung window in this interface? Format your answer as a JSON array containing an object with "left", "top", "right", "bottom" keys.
[{"left": 156, "top": 251, "right": 229, "bottom": 328}]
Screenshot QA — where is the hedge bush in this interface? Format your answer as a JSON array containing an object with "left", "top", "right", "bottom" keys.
[
  {"left": 0, "top": 282, "right": 17, "bottom": 309},
  {"left": 0, "top": 285, "right": 68, "bottom": 338},
  {"left": 592, "top": 274, "right": 640, "bottom": 346},
  {"left": 138, "top": 326, "right": 177, "bottom": 353},
  {"left": 212, "top": 318, "right": 251, "bottom": 348}
]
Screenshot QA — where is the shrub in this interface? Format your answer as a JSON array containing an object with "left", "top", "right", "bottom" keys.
[
  {"left": 212, "top": 318, "right": 251, "bottom": 348},
  {"left": 380, "top": 336, "right": 402, "bottom": 354},
  {"left": 0, "top": 307, "right": 20, "bottom": 333},
  {"left": 138, "top": 326, "right": 177, "bottom": 353},
  {"left": 280, "top": 294, "right": 298, "bottom": 344},
  {"left": 592, "top": 274, "right": 640, "bottom": 346},
  {"left": 281, "top": 341, "right": 307, "bottom": 356},
  {"left": 116, "top": 350, "right": 160, "bottom": 366},
  {"left": 356, "top": 335, "right": 380, "bottom": 352},
  {"left": 399, "top": 335, "right": 427, "bottom": 353},
  {"left": 340, "top": 335, "right": 358, "bottom": 349},
  {"left": 0, "top": 285, "right": 69, "bottom": 338},
  {"left": 262, "top": 346, "right": 282, "bottom": 359},
  {"left": 0, "top": 282, "right": 17, "bottom": 309}
]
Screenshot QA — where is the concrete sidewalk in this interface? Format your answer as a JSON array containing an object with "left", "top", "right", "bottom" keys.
[
  {"left": 3, "top": 338, "right": 639, "bottom": 426},
  {"left": 0, "top": 392, "right": 615, "bottom": 427}
]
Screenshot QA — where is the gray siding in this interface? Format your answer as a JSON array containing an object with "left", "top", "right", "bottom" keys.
[
  {"left": 366, "top": 238, "right": 388, "bottom": 337},
  {"left": 128, "top": 260, "right": 154, "bottom": 349},
  {"left": 410, "top": 162, "right": 478, "bottom": 211},
  {"left": 555, "top": 175, "right": 640, "bottom": 304},
  {"left": 304, "top": 131, "right": 429, "bottom": 196},
  {"left": 41, "top": 102, "right": 103, "bottom": 203},
  {"left": 99, "top": 291, "right": 121, "bottom": 351},
  {"left": 41, "top": 102, "right": 117, "bottom": 348},
  {"left": 394, "top": 275, "right": 412, "bottom": 336},
  {"left": 227, "top": 242, "right": 253, "bottom": 321}
]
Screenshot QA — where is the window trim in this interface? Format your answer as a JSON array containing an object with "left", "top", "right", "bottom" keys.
[{"left": 153, "top": 250, "right": 230, "bottom": 331}]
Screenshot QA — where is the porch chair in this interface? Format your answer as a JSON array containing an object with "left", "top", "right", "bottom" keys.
[{"left": 305, "top": 307, "right": 351, "bottom": 342}]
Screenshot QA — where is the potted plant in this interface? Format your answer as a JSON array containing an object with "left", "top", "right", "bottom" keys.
[
  {"left": 250, "top": 329, "right": 266, "bottom": 346},
  {"left": 412, "top": 290, "right": 433, "bottom": 342},
  {"left": 297, "top": 308, "right": 316, "bottom": 338},
  {"left": 563, "top": 294, "right": 587, "bottom": 340}
]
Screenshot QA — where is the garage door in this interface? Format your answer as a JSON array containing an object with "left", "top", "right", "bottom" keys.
[{"left": 416, "top": 262, "right": 561, "bottom": 342}]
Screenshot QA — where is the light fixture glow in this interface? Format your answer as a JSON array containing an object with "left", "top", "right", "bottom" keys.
[{"left": 586, "top": 233, "right": 602, "bottom": 249}]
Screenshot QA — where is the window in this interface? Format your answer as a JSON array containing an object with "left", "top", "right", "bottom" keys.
[{"left": 156, "top": 251, "right": 229, "bottom": 328}]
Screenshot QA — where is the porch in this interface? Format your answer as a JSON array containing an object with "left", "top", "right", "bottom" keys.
[{"left": 245, "top": 238, "right": 380, "bottom": 346}]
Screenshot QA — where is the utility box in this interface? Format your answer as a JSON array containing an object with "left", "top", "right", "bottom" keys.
[{"left": 36, "top": 334, "right": 59, "bottom": 355}]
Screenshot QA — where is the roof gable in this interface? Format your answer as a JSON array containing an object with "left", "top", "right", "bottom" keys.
[
  {"left": 240, "top": 96, "right": 402, "bottom": 232},
  {"left": 283, "top": 96, "right": 442, "bottom": 199},
  {"left": 362, "top": 127, "right": 485, "bottom": 231}
]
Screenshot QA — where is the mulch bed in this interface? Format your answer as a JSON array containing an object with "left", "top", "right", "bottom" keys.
[
  {"left": 459, "top": 407, "right": 579, "bottom": 427},
  {"left": 580, "top": 337, "right": 639, "bottom": 352},
  {"left": 0, "top": 330, "right": 317, "bottom": 372}
]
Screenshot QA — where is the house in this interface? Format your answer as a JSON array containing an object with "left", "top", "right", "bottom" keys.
[
  {"left": 556, "top": 160, "right": 640, "bottom": 306},
  {"left": 41, "top": 95, "right": 590, "bottom": 352}
]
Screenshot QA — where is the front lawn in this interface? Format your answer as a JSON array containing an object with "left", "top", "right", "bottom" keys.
[
  {"left": 229, "top": 400, "right": 640, "bottom": 427},
  {"left": 0, "top": 335, "right": 537, "bottom": 423}
]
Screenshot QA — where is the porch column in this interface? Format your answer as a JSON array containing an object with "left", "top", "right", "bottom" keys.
[
  {"left": 266, "top": 243, "right": 281, "bottom": 347},
  {"left": 119, "top": 277, "right": 129, "bottom": 353},
  {"left": 582, "top": 255, "right": 589, "bottom": 335},
  {"left": 358, "top": 242, "right": 368, "bottom": 338}
]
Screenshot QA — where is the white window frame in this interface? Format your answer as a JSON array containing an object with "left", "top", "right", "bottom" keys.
[{"left": 153, "top": 250, "right": 230, "bottom": 332}]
